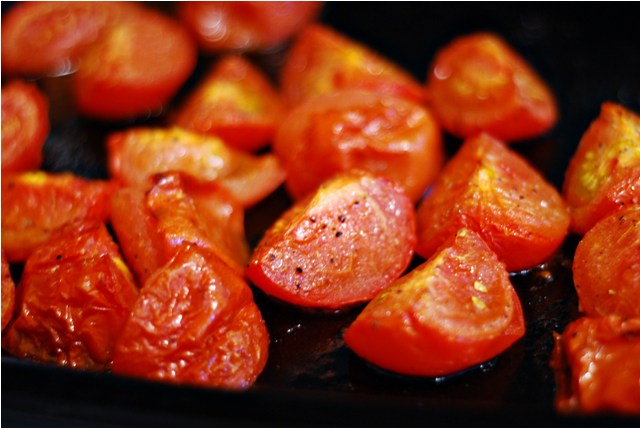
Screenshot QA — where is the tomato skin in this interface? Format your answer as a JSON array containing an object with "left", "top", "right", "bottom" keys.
[
  {"left": 112, "top": 244, "right": 268, "bottom": 389},
  {"left": 107, "top": 126, "right": 285, "bottom": 207},
  {"left": 273, "top": 89, "right": 443, "bottom": 202},
  {"left": 551, "top": 315, "right": 640, "bottom": 415},
  {"left": 345, "top": 228, "right": 524, "bottom": 377},
  {"left": 1, "top": 249, "right": 16, "bottom": 332},
  {"left": 1, "top": 172, "right": 117, "bottom": 263},
  {"left": 178, "top": 1, "right": 323, "bottom": 53},
  {"left": 171, "top": 55, "right": 286, "bottom": 152},
  {"left": 572, "top": 206, "right": 640, "bottom": 319},
  {"left": 415, "top": 133, "right": 570, "bottom": 272},
  {"left": 281, "top": 24, "right": 424, "bottom": 107},
  {"left": 425, "top": 32, "right": 558, "bottom": 142},
  {"left": 2, "top": 220, "right": 139, "bottom": 370},
  {"left": 562, "top": 102, "right": 640, "bottom": 235},
  {"left": 246, "top": 170, "right": 416, "bottom": 309}
]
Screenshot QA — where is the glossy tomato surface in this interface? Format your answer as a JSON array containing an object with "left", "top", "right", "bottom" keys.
[{"left": 1, "top": 248, "right": 16, "bottom": 331}]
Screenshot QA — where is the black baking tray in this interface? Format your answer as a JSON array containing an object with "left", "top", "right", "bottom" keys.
[{"left": 2, "top": 3, "right": 640, "bottom": 427}]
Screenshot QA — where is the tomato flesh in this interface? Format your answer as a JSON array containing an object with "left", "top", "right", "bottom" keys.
[{"left": 1, "top": 249, "right": 16, "bottom": 332}]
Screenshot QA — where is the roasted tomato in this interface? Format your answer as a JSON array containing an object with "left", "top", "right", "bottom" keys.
[
  {"left": 1, "top": 249, "right": 16, "bottom": 332},
  {"left": 107, "top": 126, "right": 285, "bottom": 207},
  {"left": 112, "top": 244, "right": 268, "bottom": 389},
  {"left": 1, "top": 171, "right": 117, "bottom": 263},
  {"left": 178, "top": 1, "right": 323, "bottom": 53},
  {"left": 345, "top": 228, "right": 525, "bottom": 377},
  {"left": 562, "top": 102, "right": 640, "bottom": 234},
  {"left": 572, "top": 205, "right": 640, "bottom": 319},
  {"left": 246, "top": 170, "right": 416, "bottom": 309},
  {"left": 171, "top": 55, "right": 285, "bottom": 152},
  {"left": 281, "top": 24, "right": 424, "bottom": 107},
  {"left": 425, "top": 32, "right": 558, "bottom": 142},
  {"left": 2, "top": 220, "right": 139, "bottom": 370},
  {"left": 273, "top": 89, "right": 443, "bottom": 202},
  {"left": 551, "top": 315, "right": 640, "bottom": 415},
  {"left": 72, "top": 4, "right": 197, "bottom": 120},
  {"left": 1, "top": 80, "right": 49, "bottom": 174},
  {"left": 415, "top": 133, "right": 570, "bottom": 272}
]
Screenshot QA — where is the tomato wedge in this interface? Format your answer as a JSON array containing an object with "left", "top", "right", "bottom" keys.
[
  {"left": 415, "top": 133, "right": 570, "bottom": 272},
  {"left": 246, "top": 170, "right": 416, "bottom": 309},
  {"left": 1, "top": 249, "right": 16, "bottom": 332},
  {"left": 2, "top": 220, "right": 139, "bottom": 370},
  {"left": 562, "top": 102, "right": 640, "bottom": 234},
  {"left": 344, "top": 228, "right": 525, "bottom": 377},
  {"left": 1, "top": 80, "right": 50, "bottom": 174},
  {"left": 425, "top": 32, "right": 558, "bottom": 142}
]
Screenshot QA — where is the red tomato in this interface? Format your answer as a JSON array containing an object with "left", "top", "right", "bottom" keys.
[
  {"left": 1, "top": 80, "right": 49, "bottom": 173},
  {"left": 178, "top": 1, "right": 323, "bottom": 53},
  {"left": 107, "top": 126, "right": 285, "bottom": 207},
  {"left": 572, "top": 205, "right": 640, "bottom": 319},
  {"left": 415, "top": 133, "right": 570, "bottom": 272},
  {"left": 171, "top": 55, "right": 286, "bottom": 152},
  {"left": 112, "top": 244, "right": 268, "bottom": 389},
  {"left": 551, "top": 315, "right": 640, "bottom": 415},
  {"left": 1, "top": 172, "right": 117, "bottom": 263},
  {"left": 273, "top": 89, "right": 443, "bottom": 202},
  {"left": 72, "top": 5, "right": 197, "bottom": 120},
  {"left": 246, "top": 170, "right": 416, "bottom": 309},
  {"left": 2, "top": 220, "right": 139, "bottom": 370},
  {"left": 281, "top": 24, "right": 424, "bottom": 107},
  {"left": 562, "top": 102, "right": 640, "bottom": 234},
  {"left": 344, "top": 228, "right": 525, "bottom": 377},
  {"left": 1, "top": 249, "right": 16, "bottom": 332},
  {"left": 425, "top": 32, "right": 558, "bottom": 142}
]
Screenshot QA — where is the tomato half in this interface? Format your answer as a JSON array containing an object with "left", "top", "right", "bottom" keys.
[
  {"left": 415, "top": 133, "right": 570, "bottom": 272},
  {"left": 562, "top": 102, "right": 640, "bottom": 234},
  {"left": 551, "top": 315, "right": 640, "bottom": 415},
  {"left": 345, "top": 228, "right": 525, "bottom": 377},
  {"left": 246, "top": 170, "right": 416, "bottom": 309},
  {"left": 1, "top": 249, "right": 16, "bottom": 332},
  {"left": 425, "top": 32, "right": 558, "bottom": 142},
  {"left": 281, "top": 24, "right": 424, "bottom": 107},
  {"left": 1, "top": 80, "right": 49, "bottom": 174},
  {"left": 2, "top": 220, "right": 139, "bottom": 370},
  {"left": 273, "top": 89, "right": 443, "bottom": 202},
  {"left": 572, "top": 205, "right": 640, "bottom": 319},
  {"left": 178, "top": 1, "right": 323, "bottom": 53},
  {"left": 1, "top": 172, "right": 117, "bottom": 263},
  {"left": 107, "top": 126, "right": 285, "bottom": 207}
]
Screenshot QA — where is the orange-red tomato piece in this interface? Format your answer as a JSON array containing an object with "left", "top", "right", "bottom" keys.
[
  {"left": 1, "top": 80, "right": 49, "bottom": 174},
  {"left": 1, "top": 220, "right": 139, "bottom": 370},
  {"left": 425, "top": 32, "right": 558, "bottom": 142},
  {"left": 415, "top": 133, "right": 570, "bottom": 272},
  {"left": 281, "top": 24, "right": 424, "bottom": 107},
  {"left": 246, "top": 170, "right": 416, "bottom": 309},
  {"left": 572, "top": 205, "right": 640, "bottom": 319},
  {"left": 273, "top": 89, "right": 443, "bottom": 202},
  {"left": 345, "top": 228, "right": 525, "bottom": 377},
  {"left": 562, "top": 102, "right": 640, "bottom": 234},
  {"left": 1, "top": 249, "right": 16, "bottom": 332},
  {"left": 551, "top": 315, "right": 640, "bottom": 415},
  {"left": 1, "top": 171, "right": 117, "bottom": 263},
  {"left": 171, "top": 55, "right": 286, "bottom": 152}
]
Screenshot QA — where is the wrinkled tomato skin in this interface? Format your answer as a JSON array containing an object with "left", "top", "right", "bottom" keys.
[
  {"left": 572, "top": 206, "right": 640, "bottom": 319},
  {"left": 415, "top": 133, "right": 570, "bottom": 272},
  {"left": 112, "top": 245, "right": 268, "bottom": 389},
  {"left": 425, "top": 32, "right": 558, "bottom": 142},
  {"left": 2, "top": 220, "right": 139, "bottom": 370},
  {"left": 1, "top": 249, "right": 16, "bottom": 332},
  {"left": 1, "top": 172, "right": 117, "bottom": 263},
  {"left": 1, "top": 80, "right": 49, "bottom": 174},
  {"left": 246, "top": 170, "right": 416, "bottom": 309},
  {"left": 563, "top": 102, "right": 640, "bottom": 235},
  {"left": 273, "top": 89, "right": 443, "bottom": 202},
  {"left": 345, "top": 229, "right": 524, "bottom": 377},
  {"left": 551, "top": 316, "right": 640, "bottom": 415},
  {"left": 281, "top": 24, "right": 424, "bottom": 107},
  {"left": 171, "top": 55, "right": 286, "bottom": 153}
]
